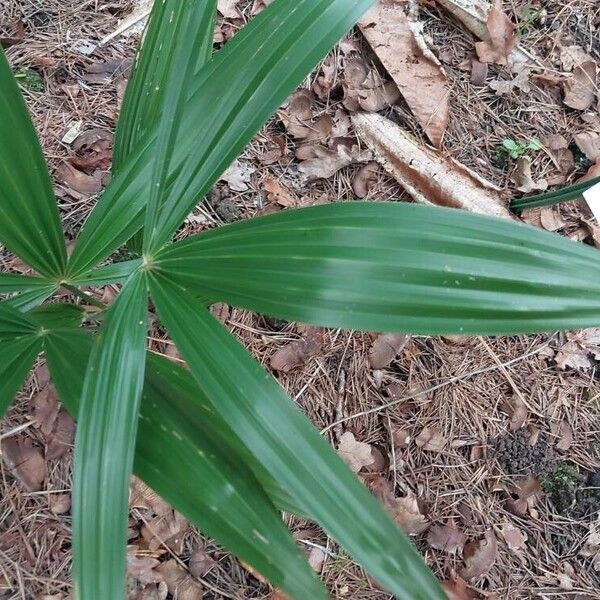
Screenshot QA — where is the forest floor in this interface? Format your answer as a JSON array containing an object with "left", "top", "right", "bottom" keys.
[{"left": 1, "top": 0, "right": 600, "bottom": 598}]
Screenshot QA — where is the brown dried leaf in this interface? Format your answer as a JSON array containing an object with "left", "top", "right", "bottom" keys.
[
  {"left": 142, "top": 512, "right": 189, "bottom": 554},
  {"left": 489, "top": 68, "right": 531, "bottom": 95},
  {"left": 353, "top": 161, "right": 379, "bottom": 198},
  {"left": 219, "top": 159, "right": 255, "bottom": 192},
  {"left": 563, "top": 62, "right": 597, "bottom": 111},
  {"left": 337, "top": 431, "right": 374, "bottom": 473},
  {"left": 131, "top": 476, "right": 171, "bottom": 515},
  {"left": 127, "top": 553, "right": 164, "bottom": 585},
  {"left": 2, "top": 436, "right": 46, "bottom": 491},
  {"left": 263, "top": 175, "right": 298, "bottom": 207},
  {"left": 415, "top": 427, "right": 447, "bottom": 452},
  {"left": 217, "top": 0, "right": 239, "bottom": 18},
  {"left": 470, "top": 59, "right": 488, "bottom": 86},
  {"left": 475, "top": 0, "right": 517, "bottom": 66},
  {"left": 342, "top": 56, "right": 400, "bottom": 113},
  {"left": 352, "top": 112, "right": 510, "bottom": 218},
  {"left": 270, "top": 328, "right": 322, "bottom": 372},
  {"left": 359, "top": 1, "right": 450, "bottom": 147},
  {"left": 511, "top": 157, "right": 547, "bottom": 194},
  {"left": 427, "top": 523, "right": 466, "bottom": 554},
  {"left": 313, "top": 54, "right": 336, "bottom": 99},
  {"left": 188, "top": 549, "right": 214, "bottom": 579},
  {"left": 441, "top": 577, "right": 482, "bottom": 600},
  {"left": 157, "top": 560, "right": 203, "bottom": 600},
  {"left": 501, "top": 394, "right": 528, "bottom": 431},
  {"left": 461, "top": 530, "right": 498, "bottom": 580},
  {"left": 278, "top": 89, "right": 313, "bottom": 139},
  {"left": 556, "top": 328, "right": 600, "bottom": 370},
  {"left": 575, "top": 132, "right": 600, "bottom": 162},
  {"left": 368, "top": 333, "right": 408, "bottom": 369},
  {"left": 31, "top": 384, "right": 60, "bottom": 436},
  {"left": 500, "top": 522, "right": 527, "bottom": 551},
  {"left": 539, "top": 207, "right": 566, "bottom": 232},
  {"left": 55, "top": 162, "right": 102, "bottom": 195},
  {"left": 45, "top": 409, "right": 75, "bottom": 460},
  {"left": 390, "top": 493, "right": 429, "bottom": 535},
  {"left": 48, "top": 494, "right": 71, "bottom": 515},
  {"left": 552, "top": 420, "right": 574, "bottom": 452},
  {"left": 307, "top": 547, "right": 326, "bottom": 573},
  {"left": 297, "top": 143, "right": 371, "bottom": 181},
  {"left": 72, "top": 127, "right": 112, "bottom": 153}
]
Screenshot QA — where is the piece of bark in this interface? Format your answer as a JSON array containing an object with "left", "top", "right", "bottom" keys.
[{"left": 352, "top": 112, "right": 510, "bottom": 218}]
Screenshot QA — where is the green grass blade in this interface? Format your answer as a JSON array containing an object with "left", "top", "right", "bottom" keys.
[
  {"left": 154, "top": 202, "right": 600, "bottom": 335},
  {"left": 149, "top": 274, "right": 443, "bottom": 600},
  {"left": 44, "top": 331, "right": 326, "bottom": 599},
  {"left": 0, "top": 49, "right": 66, "bottom": 277},
  {"left": 511, "top": 175, "right": 600, "bottom": 211},
  {"left": 0, "top": 273, "right": 54, "bottom": 293},
  {"left": 0, "top": 336, "right": 43, "bottom": 418},
  {"left": 67, "top": 0, "right": 373, "bottom": 276},
  {"left": 72, "top": 272, "right": 147, "bottom": 599}
]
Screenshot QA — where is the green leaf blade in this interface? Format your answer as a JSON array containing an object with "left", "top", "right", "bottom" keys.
[
  {"left": 67, "top": 0, "right": 373, "bottom": 276},
  {"left": 511, "top": 175, "right": 600, "bottom": 211},
  {"left": 0, "top": 49, "right": 66, "bottom": 276},
  {"left": 149, "top": 274, "right": 443, "bottom": 600},
  {"left": 0, "top": 336, "right": 42, "bottom": 418},
  {"left": 45, "top": 331, "right": 326, "bottom": 599},
  {"left": 154, "top": 202, "right": 600, "bottom": 335},
  {"left": 72, "top": 272, "right": 147, "bottom": 599}
]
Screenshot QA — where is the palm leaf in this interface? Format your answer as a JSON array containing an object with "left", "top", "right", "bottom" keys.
[
  {"left": 154, "top": 202, "right": 600, "bottom": 335},
  {"left": 44, "top": 330, "right": 326, "bottom": 599},
  {"left": 149, "top": 273, "right": 444, "bottom": 600},
  {"left": 0, "top": 49, "right": 66, "bottom": 276},
  {"left": 72, "top": 272, "right": 147, "bottom": 599},
  {"left": 66, "top": 0, "right": 374, "bottom": 277}
]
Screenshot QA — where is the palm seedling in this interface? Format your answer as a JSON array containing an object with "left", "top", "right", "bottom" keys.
[{"left": 1, "top": 1, "right": 600, "bottom": 598}]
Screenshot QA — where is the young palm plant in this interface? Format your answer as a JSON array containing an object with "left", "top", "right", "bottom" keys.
[{"left": 2, "top": 1, "right": 600, "bottom": 598}]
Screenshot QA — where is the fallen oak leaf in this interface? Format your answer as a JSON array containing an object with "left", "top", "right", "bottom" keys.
[
  {"left": 368, "top": 333, "right": 408, "bottom": 369},
  {"left": 427, "top": 523, "right": 466, "bottom": 554},
  {"left": 352, "top": 112, "right": 510, "bottom": 218},
  {"left": 353, "top": 161, "right": 379, "bottom": 198},
  {"left": 55, "top": 162, "right": 102, "bottom": 196},
  {"left": 358, "top": 1, "right": 450, "bottom": 147},
  {"left": 342, "top": 56, "right": 400, "bottom": 113},
  {"left": 499, "top": 522, "right": 527, "bottom": 551},
  {"left": 391, "top": 493, "right": 430, "bottom": 535},
  {"left": 270, "top": 327, "right": 322, "bottom": 372},
  {"left": 475, "top": 0, "right": 517, "bottom": 66},
  {"left": 297, "top": 142, "right": 372, "bottom": 181},
  {"left": 278, "top": 89, "right": 313, "bottom": 139},
  {"left": 511, "top": 156, "right": 547, "bottom": 194},
  {"left": 461, "top": 530, "right": 498, "bottom": 580},
  {"left": 1, "top": 436, "right": 46, "bottom": 492},
  {"left": 415, "top": 427, "right": 447, "bottom": 452},
  {"left": 157, "top": 559, "right": 203, "bottom": 600},
  {"left": 337, "top": 431, "right": 375, "bottom": 473},
  {"left": 263, "top": 175, "right": 298, "bottom": 207}
]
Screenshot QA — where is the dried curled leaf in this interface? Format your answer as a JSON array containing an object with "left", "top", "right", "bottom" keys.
[
  {"left": 368, "top": 333, "right": 408, "bottom": 369},
  {"left": 352, "top": 112, "right": 510, "bottom": 218},
  {"left": 475, "top": 0, "right": 517, "bottom": 66},
  {"left": 461, "top": 530, "right": 498, "bottom": 580},
  {"left": 270, "top": 327, "right": 322, "bottom": 372},
  {"left": 415, "top": 427, "right": 447, "bottom": 452},
  {"left": 342, "top": 56, "right": 400, "bottom": 113},
  {"left": 1, "top": 436, "right": 46, "bottom": 492},
  {"left": 337, "top": 432, "right": 374, "bottom": 473},
  {"left": 358, "top": 1, "right": 450, "bottom": 147},
  {"left": 297, "top": 142, "right": 371, "bottom": 181},
  {"left": 157, "top": 560, "right": 203, "bottom": 600},
  {"left": 500, "top": 522, "right": 527, "bottom": 551},
  {"left": 427, "top": 523, "right": 466, "bottom": 554}
]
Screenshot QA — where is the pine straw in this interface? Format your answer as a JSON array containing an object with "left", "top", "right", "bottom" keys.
[{"left": 2, "top": 0, "right": 600, "bottom": 598}]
